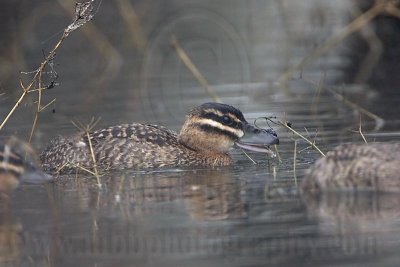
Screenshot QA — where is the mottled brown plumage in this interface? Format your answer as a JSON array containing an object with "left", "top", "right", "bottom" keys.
[
  {"left": 40, "top": 103, "right": 279, "bottom": 174},
  {"left": 301, "top": 143, "right": 400, "bottom": 194}
]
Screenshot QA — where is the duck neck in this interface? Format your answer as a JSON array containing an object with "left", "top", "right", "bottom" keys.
[
  {"left": 178, "top": 120, "right": 234, "bottom": 166},
  {"left": 179, "top": 141, "right": 233, "bottom": 166}
]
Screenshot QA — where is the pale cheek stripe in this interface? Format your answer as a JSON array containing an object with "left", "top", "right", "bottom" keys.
[
  {"left": 0, "top": 162, "right": 24, "bottom": 175},
  {"left": 193, "top": 118, "right": 244, "bottom": 138}
]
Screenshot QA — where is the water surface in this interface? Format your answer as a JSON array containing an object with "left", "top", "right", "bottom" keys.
[{"left": 1, "top": 1, "right": 400, "bottom": 266}]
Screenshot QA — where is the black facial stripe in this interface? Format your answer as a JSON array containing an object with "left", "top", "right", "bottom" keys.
[
  {"left": 197, "top": 124, "right": 240, "bottom": 140},
  {"left": 201, "top": 113, "right": 242, "bottom": 129},
  {"left": 0, "top": 153, "right": 23, "bottom": 167}
]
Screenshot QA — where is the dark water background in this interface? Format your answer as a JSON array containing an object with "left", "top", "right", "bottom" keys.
[{"left": 1, "top": 0, "right": 400, "bottom": 266}]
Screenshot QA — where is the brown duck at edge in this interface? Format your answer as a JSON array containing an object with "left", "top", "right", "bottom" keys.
[
  {"left": 40, "top": 103, "right": 279, "bottom": 174},
  {"left": 301, "top": 143, "right": 400, "bottom": 194},
  {"left": 0, "top": 145, "right": 24, "bottom": 193}
]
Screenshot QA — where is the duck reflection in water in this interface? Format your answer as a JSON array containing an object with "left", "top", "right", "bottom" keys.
[
  {"left": 301, "top": 143, "right": 400, "bottom": 235},
  {"left": 0, "top": 206, "right": 22, "bottom": 263},
  {"left": 55, "top": 168, "right": 250, "bottom": 221},
  {"left": 302, "top": 191, "right": 400, "bottom": 236}
]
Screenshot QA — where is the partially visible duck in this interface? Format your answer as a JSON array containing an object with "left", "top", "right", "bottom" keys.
[
  {"left": 0, "top": 145, "right": 24, "bottom": 192},
  {"left": 301, "top": 143, "right": 400, "bottom": 194}
]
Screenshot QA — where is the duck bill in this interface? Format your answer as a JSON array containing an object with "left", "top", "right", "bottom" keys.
[{"left": 235, "top": 123, "right": 279, "bottom": 153}]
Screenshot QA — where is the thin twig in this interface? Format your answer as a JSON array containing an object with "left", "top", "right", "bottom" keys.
[
  {"left": 241, "top": 149, "right": 257, "bottom": 164},
  {"left": 274, "top": 144, "right": 282, "bottom": 163},
  {"left": 293, "top": 140, "right": 298, "bottom": 186},
  {"left": 358, "top": 116, "right": 368, "bottom": 144},
  {"left": 56, "top": 162, "right": 98, "bottom": 176},
  {"left": 0, "top": 0, "right": 97, "bottom": 134},
  {"left": 70, "top": 117, "right": 102, "bottom": 188},
  {"left": 272, "top": 166, "right": 277, "bottom": 181},
  {"left": 310, "top": 128, "right": 320, "bottom": 149},
  {"left": 0, "top": 87, "right": 27, "bottom": 130},
  {"left": 277, "top": 120, "right": 325, "bottom": 157},
  {"left": 55, "top": 162, "right": 69, "bottom": 174},
  {"left": 39, "top": 98, "right": 57, "bottom": 112},
  {"left": 85, "top": 130, "right": 101, "bottom": 188}
]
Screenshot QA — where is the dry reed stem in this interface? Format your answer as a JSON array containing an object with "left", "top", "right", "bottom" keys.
[
  {"left": 71, "top": 118, "right": 102, "bottom": 188},
  {"left": 56, "top": 162, "right": 98, "bottom": 176},
  {"left": 171, "top": 36, "right": 222, "bottom": 103},
  {"left": 272, "top": 166, "right": 277, "bottom": 181},
  {"left": 296, "top": 127, "right": 320, "bottom": 154},
  {"left": 75, "top": 165, "right": 97, "bottom": 176},
  {"left": 28, "top": 61, "right": 46, "bottom": 142},
  {"left": 5, "top": 37, "right": 60, "bottom": 134},
  {"left": 39, "top": 98, "right": 57, "bottom": 112},
  {"left": 278, "top": 1, "right": 396, "bottom": 84},
  {"left": 85, "top": 130, "right": 101, "bottom": 188},
  {"left": 0, "top": 0, "right": 97, "bottom": 135},
  {"left": 277, "top": 120, "right": 326, "bottom": 157},
  {"left": 274, "top": 144, "right": 282, "bottom": 163},
  {"left": 293, "top": 140, "right": 298, "bottom": 186},
  {"left": 358, "top": 116, "right": 368, "bottom": 144},
  {"left": 55, "top": 162, "right": 69, "bottom": 174},
  {"left": 0, "top": 88, "right": 28, "bottom": 131},
  {"left": 305, "top": 79, "right": 385, "bottom": 130},
  {"left": 241, "top": 149, "right": 257, "bottom": 164}
]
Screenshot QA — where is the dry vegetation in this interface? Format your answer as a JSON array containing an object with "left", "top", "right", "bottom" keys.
[
  {"left": 0, "top": 0, "right": 97, "bottom": 136},
  {"left": 0, "top": 0, "right": 399, "bottom": 183},
  {"left": 171, "top": 0, "right": 400, "bottom": 177},
  {"left": 0, "top": 0, "right": 101, "bottom": 183}
]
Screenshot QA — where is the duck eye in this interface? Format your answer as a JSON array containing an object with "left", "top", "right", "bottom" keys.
[{"left": 221, "top": 115, "right": 232, "bottom": 125}]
